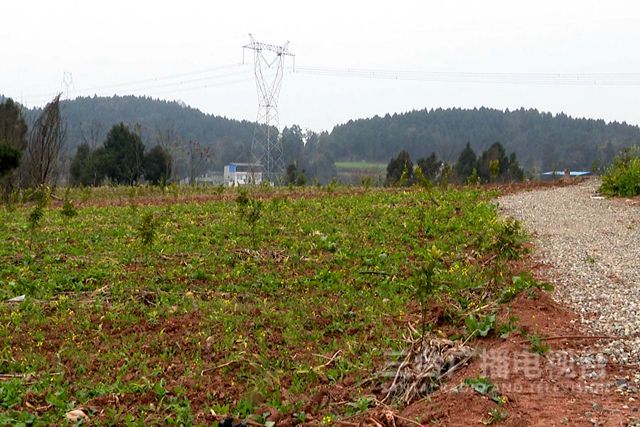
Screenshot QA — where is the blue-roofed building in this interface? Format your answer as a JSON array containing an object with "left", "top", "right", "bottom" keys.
[
  {"left": 223, "top": 163, "right": 263, "bottom": 186},
  {"left": 541, "top": 170, "right": 592, "bottom": 181}
]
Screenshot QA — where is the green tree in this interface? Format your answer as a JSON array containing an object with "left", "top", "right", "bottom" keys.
[
  {"left": 505, "top": 153, "right": 525, "bottom": 182},
  {"left": 386, "top": 150, "right": 413, "bottom": 186},
  {"left": 414, "top": 165, "right": 431, "bottom": 188},
  {"left": 0, "top": 143, "right": 21, "bottom": 178},
  {"left": 143, "top": 145, "right": 172, "bottom": 185},
  {"left": 477, "top": 142, "right": 508, "bottom": 182},
  {"left": 416, "top": 152, "right": 442, "bottom": 182},
  {"left": 477, "top": 142, "right": 524, "bottom": 183},
  {"left": 301, "top": 131, "right": 337, "bottom": 184},
  {"left": 0, "top": 98, "right": 28, "bottom": 193},
  {"left": 296, "top": 169, "right": 307, "bottom": 186},
  {"left": 286, "top": 162, "right": 298, "bottom": 185},
  {"left": 281, "top": 125, "right": 304, "bottom": 167},
  {"left": 0, "top": 99, "right": 28, "bottom": 152},
  {"left": 99, "top": 123, "right": 145, "bottom": 185},
  {"left": 489, "top": 159, "right": 500, "bottom": 182},
  {"left": 455, "top": 142, "right": 477, "bottom": 183},
  {"left": 70, "top": 143, "right": 99, "bottom": 186}
]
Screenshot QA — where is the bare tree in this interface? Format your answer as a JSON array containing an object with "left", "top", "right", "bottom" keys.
[
  {"left": 80, "top": 120, "right": 104, "bottom": 150},
  {"left": 23, "top": 94, "right": 66, "bottom": 187},
  {"left": 185, "top": 140, "right": 212, "bottom": 184},
  {"left": 154, "top": 123, "right": 181, "bottom": 182}
]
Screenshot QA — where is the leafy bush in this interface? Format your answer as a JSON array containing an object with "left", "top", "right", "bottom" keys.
[{"left": 601, "top": 146, "right": 640, "bottom": 197}]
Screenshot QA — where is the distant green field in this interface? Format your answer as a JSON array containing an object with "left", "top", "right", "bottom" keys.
[{"left": 335, "top": 161, "right": 387, "bottom": 171}]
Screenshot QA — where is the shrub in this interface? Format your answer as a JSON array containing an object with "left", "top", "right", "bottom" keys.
[
  {"left": 137, "top": 212, "right": 158, "bottom": 246},
  {"left": 601, "top": 146, "right": 640, "bottom": 197}
]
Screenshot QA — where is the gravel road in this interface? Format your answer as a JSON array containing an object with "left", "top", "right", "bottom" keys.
[{"left": 498, "top": 178, "right": 640, "bottom": 367}]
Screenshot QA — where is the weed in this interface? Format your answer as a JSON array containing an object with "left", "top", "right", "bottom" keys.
[
  {"left": 61, "top": 189, "right": 78, "bottom": 218},
  {"left": 493, "top": 218, "right": 526, "bottom": 260},
  {"left": 500, "top": 273, "right": 553, "bottom": 303},
  {"left": 464, "top": 376, "right": 500, "bottom": 402},
  {"left": 345, "top": 396, "right": 372, "bottom": 416},
  {"left": 465, "top": 313, "right": 496, "bottom": 338},
  {"left": 483, "top": 407, "right": 508, "bottom": 425},
  {"left": 321, "top": 414, "right": 334, "bottom": 425},
  {"left": 0, "top": 379, "right": 22, "bottom": 409},
  {"left": 497, "top": 315, "right": 520, "bottom": 339},
  {"left": 528, "top": 333, "right": 550, "bottom": 355},
  {"left": 464, "top": 374, "right": 510, "bottom": 427}
]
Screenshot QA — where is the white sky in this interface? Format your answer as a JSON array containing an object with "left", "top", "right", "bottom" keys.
[{"left": 2, "top": 0, "right": 640, "bottom": 131}]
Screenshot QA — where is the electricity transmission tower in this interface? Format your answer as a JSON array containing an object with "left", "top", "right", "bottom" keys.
[
  {"left": 62, "top": 72, "right": 73, "bottom": 99},
  {"left": 243, "top": 34, "right": 294, "bottom": 182}
]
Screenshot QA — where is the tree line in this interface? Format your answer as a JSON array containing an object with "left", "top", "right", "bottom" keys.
[
  {"left": 386, "top": 141, "right": 524, "bottom": 186},
  {"left": 325, "top": 107, "right": 640, "bottom": 171},
  {"left": 6, "top": 95, "right": 640, "bottom": 188},
  {"left": 70, "top": 123, "right": 171, "bottom": 186}
]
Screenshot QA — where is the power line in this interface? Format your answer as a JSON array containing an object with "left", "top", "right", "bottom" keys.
[
  {"left": 22, "top": 62, "right": 250, "bottom": 105},
  {"left": 292, "top": 65, "right": 640, "bottom": 86},
  {"left": 141, "top": 77, "right": 254, "bottom": 97},
  {"left": 76, "top": 63, "right": 246, "bottom": 93}
]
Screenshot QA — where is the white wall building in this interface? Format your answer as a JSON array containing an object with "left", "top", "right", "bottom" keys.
[{"left": 223, "top": 163, "right": 263, "bottom": 186}]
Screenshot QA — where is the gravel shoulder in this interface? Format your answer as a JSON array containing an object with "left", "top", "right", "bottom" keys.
[{"left": 498, "top": 178, "right": 640, "bottom": 366}]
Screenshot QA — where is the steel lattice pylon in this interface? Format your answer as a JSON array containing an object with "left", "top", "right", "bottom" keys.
[{"left": 243, "top": 34, "right": 294, "bottom": 183}]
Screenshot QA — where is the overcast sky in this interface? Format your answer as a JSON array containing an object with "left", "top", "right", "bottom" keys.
[{"left": 2, "top": 0, "right": 640, "bottom": 131}]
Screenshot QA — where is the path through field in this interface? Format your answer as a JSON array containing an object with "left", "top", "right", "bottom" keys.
[{"left": 498, "top": 177, "right": 640, "bottom": 380}]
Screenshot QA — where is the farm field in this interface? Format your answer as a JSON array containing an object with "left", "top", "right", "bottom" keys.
[
  {"left": 335, "top": 163, "right": 387, "bottom": 185},
  {"left": 0, "top": 185, "right": 535, "bottom": 425},
  {"left": 334, "top": 162, "right": 387, "bottom": 171}
]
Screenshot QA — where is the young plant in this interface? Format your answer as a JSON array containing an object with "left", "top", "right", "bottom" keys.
[
  {"left": 60, "top": 189, "right": 78, "bottom": 218},
  {"left": 464, "top": 376, "right": 506, "bottom": 408},
  {"left": 497, "top": 315, "right": 519, "bottom": 339},
  {"left": 465, "top": 313, "right": 496, "bottom": 338},
  {"left": 492, "top": 218, "right": 526, "bottom": 260},
  {"left": 137, "top": 212, "right": 158, "bottom": 246},
  {"left": 236, "top": 189, "right": 262, "bottom": 246},
  {"left": 527, "top": 333, "right": 549, "bottom": 355},
  {"left": 414, "top": 246, "right": 441, "bottom": 346},
  {"left": 27, "top": 186, "right": 50, "bottom": 251},
  {"left": 484, "top": 407, "right": 508, "bottom": 425}
]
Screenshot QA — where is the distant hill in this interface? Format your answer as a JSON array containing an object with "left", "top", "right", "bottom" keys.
[
  {"left": 324, "top": 107, "right": 640, "bottom": 171},
  {"left": 4, "top": 95, "right": 639, "bottom": 181},
  {"left": 21, "top": 95, "right": 259, "bottom": 180}
]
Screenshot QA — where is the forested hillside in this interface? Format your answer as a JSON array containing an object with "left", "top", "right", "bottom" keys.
[
  {"left": 6, "top": 95, "right": 640, "bottom": 181},
  {"left": 325, "top": 107, "right": 640, "bottom": 171},
  {"left": 59, "top": 96, "right": 256, "bottom": 172}
]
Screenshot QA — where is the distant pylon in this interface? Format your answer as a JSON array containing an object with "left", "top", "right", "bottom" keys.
[
  {"left": 62, "top": 72, "right": 73, "bottom": 99},
  {"left": 243, "top": 34, "right": 294, "bottom": 182}
]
